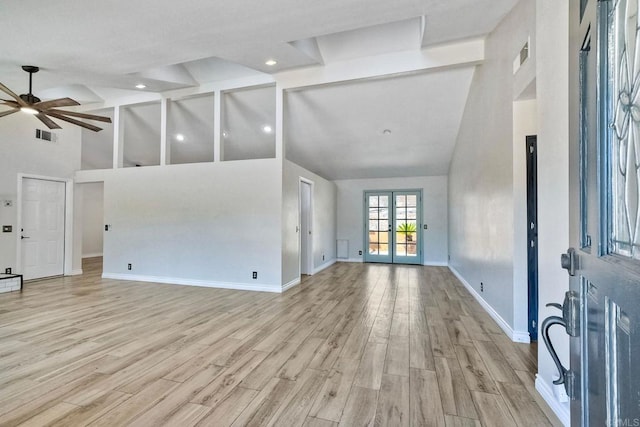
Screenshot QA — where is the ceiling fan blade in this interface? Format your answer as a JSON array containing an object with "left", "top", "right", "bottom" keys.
[
  {"left": 47, "top": 111, "right": 103, "bottom": 132},
  {"left": 46, "top": 109, "right": 112, "bottom": 123},
  {"left": 0, "top": 108, "right": 19, "bottom": 118},
  {"left": 0, "top": 82, "right": 26, "bottom": 105},
  {"left": 1, "top": 100, "right": 20, "bottom": 108},
  {"left": 34, "top": 97, "right": 80, "bottom": 110},
  {"left": 35, "top": 113, "right": 62, "bottom": 129}
]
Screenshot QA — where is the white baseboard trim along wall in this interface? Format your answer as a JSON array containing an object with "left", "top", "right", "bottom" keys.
[
  {"left": 282, "top": 278, "right": 301, "bottom": 292},
  {"left": 449, "top": 265, "right": 530, "bottom": 344},
  {"left": 535, "top": 375, "right": 570, "bottom": 426},
  {"left": 102, "top": 273, "right": 283, "bottom": 293},
  {"left": 313, "top": 259, "right": 337, "bottom": 275}
]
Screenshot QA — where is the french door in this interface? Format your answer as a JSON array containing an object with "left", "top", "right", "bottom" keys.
[
  {"left": 563, "top": 0, "right": 640, "bottom": 424},
  {"left": 364, "top": 190, "right": 422, "bottom": 265}
]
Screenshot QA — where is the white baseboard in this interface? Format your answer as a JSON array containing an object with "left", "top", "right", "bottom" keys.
[
  {"left": 535, "top": 375, "right": 570, "bottom": 426},
  {"left": 337, "top": 258, "right": 363, "bottom": 263},
  {"left": 449, "top": 265, "right": 530, "bottom": 343},
  {"left": 313, "top": 259, "right": 336, "bottom": 274},
  {"left": 102, "top": 273, "right": 282, "bottom": 293},
  {"left": 423, "top": 261, "right": 449, "bottom": 266},
  {"left": 282, "top": 278, "right": 301, "bottom": 292},
  {"left": 82, "top": 253, "right": 103, "bottom": 259},
  {"left": 69, "top": 269, "right": 83, "bottom": 276}
]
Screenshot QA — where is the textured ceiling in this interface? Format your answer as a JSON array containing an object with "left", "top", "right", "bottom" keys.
[{"left": 2, "top": 0, "right": 519, "bottom": 180}]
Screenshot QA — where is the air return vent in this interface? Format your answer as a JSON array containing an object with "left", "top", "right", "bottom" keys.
[{"left": 35, "top": 129, "right": 57, "bottom": 142}]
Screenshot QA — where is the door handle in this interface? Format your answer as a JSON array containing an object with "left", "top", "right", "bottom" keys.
[
  {"left": 560, "top": 247, "right": 576, "bottom": 276},
  {"left": 541, "top": 290, "right": 580, "bottom": 400},
  {"left": 21, "top": 236, "right": 30, "bottom": 239},
  {"left": 541, "top": 310, "right": 569, "bottom": 391}
]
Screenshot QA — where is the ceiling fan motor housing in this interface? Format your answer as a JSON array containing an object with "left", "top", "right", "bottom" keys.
[{"left": 19, "top": 93, "right": 41, "bottom": 104}]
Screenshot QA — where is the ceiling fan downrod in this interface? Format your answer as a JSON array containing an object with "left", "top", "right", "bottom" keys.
[{"left": 20, "top": 66, "right": 41, "bottom": 104}]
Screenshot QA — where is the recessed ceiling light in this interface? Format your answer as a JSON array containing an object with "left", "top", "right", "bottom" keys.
[
  {"left": 263, "top": 125, "right": 273, "bottom": 134},
  {"left": 20, "top": 107, "right": 38, "bottom": 115},
  {"left": 265, "top": 59, "right": 277, "bottom": 66},
  {"left": 135, "top": 83, "right": 146, "bottom": 89},
  {"left": 175, "top": 134, "right": 185, "bottom": 142}
]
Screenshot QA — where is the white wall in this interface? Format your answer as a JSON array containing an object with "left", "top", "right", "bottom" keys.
[
  {"left": 0, "top": 113, "right": 82, "bottom": 273},
  {"left": 513, "top": 99, "right": 538, "bottom": 335},
  {"left": 334, "top": 176, "right": 448, "bottom": 265},
  {"left": 99, "top": 159, "right": 283, "bottom": 292},
  {"left": 282, "top": 160, "right": 337, "bottom": 286},
  {"left": 448, "top": 0, "right": 535, "bottom": 334},
  {"left": 536, "top": 0, "right": 571, "bottom": 423},
  {"left": 81, "top": 182, "right": 104, "bottom": 257}
]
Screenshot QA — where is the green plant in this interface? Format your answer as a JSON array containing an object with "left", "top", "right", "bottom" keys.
[
  {"left": 397, "top": 222, "right": 417, "bottom": 241},
  {"left": 397, "top": 222, "right": 417, "bottom": 233}
]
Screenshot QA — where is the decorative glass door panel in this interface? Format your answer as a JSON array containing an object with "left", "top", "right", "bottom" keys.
[
  {"left": 364, "top": 190, "right": 422, "bottom": 265},
  {"left": 563, "top": 0, "right": 640, "bottom": 424}
]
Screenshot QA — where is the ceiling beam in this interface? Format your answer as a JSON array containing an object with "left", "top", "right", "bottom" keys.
[{"left": 276, "top": 37, "right": 484, "bottom": 90}]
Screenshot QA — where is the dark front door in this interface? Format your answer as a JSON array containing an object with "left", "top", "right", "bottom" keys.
[{"left": 568, "top": 0, "right": 640, "bottom": 424}]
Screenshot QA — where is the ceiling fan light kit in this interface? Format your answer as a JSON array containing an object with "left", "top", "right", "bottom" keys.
[{"left": 0, "top": 66, "right": 112, "bottom": 132}]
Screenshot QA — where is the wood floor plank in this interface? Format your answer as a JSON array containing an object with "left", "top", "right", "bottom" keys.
[
  {"left": 304, "top": 416, "right": 339, "bottom": 427},
  {"left": 278, "top": 337, "right": 325, "bottom": 381},
  {"left": 384, "top": 335, "right": 410, "bottom": 377},
  {"left": 473, "top": 340, "right": 521, "bottom": 384},
  {"left": 191, "top": 350, "right": 268, "bottom": 407},
  {"left": 514, "top": 370, "right": 564, "bottom": 427},
  {"left": 231, "top": 378, "right": 296, "bottom": 427},
  {"left": 375, "top": 374, "right": 410, "bottom": 427},
  {"left": 434, "top": 357, "right": 478, "bottom": 420},
  {"left": 471, "top": 391, "right": 517, "bottom": 426},
  {"left": 409, "top": 332, "right": 435, "bottom": 371},
  {"left": 309, "top": 357, "right": 360, "bottom": 422},
  {"left": 193, "top": 386, "right": 258, "bottom": 426},
  {"left": 0, "top": 259, "right": 559, "bottom": 427},
  {"left": 444, "top": 414, "right": 482, "bottom": 427},
  {"left": 353, "top": 341, "right": 387, "bottom": 390},
  {"left": 88, "top": 378, "right": 179, "bottom": 426},
  {"left": 454, "top": 345, "right": 499, "bottom": 394},
  {"left": 338, "top": 386, "right": 378, "bottom": 427},
  {"left": 498, "top": 381, "right": 553, "bottom": 427},
  {"left": 267, "top": 368, "right": 327, "bottom": 427},
  {"left": 409, "top": 368, "right": 446, "bottom": 427}
]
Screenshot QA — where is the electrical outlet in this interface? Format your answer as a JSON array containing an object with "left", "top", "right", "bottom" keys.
[
  {"left": 480, "top": 282, "right": 484, "bottom": 292},
  {"left": 105, "top": 225, "right": 109, "bottom": 231},
  {"left": 423, "top": 224, "right": 428, "bottom": 229},
  {"left": 5, "top": 268, "right": 11, "bottom": 274},
  {"left": 252, "top": 271, "right": 257, "bottom": 279},
  {"left": 322, "top": 254, "right": 325, "bottom": 261},
  {"left": 358, "top": 250, "right": 362, "bottom": 256},
  {"left": 127, "top": 263, "right": 132, "bottom": 270}
]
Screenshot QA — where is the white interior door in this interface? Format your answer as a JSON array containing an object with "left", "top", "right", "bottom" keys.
[{"left": 21, "top": 178, "right": 66, "bottom": 280}]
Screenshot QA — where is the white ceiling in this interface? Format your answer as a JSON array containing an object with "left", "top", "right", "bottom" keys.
[
  {"left": 1, "top": 0, "right": 519, "bottom": 179},
  {"left": 285, "top": 68, "right": 475, "bottom": 180}
]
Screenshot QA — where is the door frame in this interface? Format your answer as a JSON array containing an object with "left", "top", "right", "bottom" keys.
[
  {"left": 363, "top": 189, "right": 423, "bottom": 265},
  {"left": 16, "top": 173, "right": 75, "bottom": 277},
  {"left": 298, "top": 177, "right": 314, "bottom": 276},
  {"left": 526, "top": 135, "right": 539, "bottom": 341}
]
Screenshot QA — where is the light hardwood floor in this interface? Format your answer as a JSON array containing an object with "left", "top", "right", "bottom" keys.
[{"left": 0, "top": 258, "right": 562, "bottom": 426}]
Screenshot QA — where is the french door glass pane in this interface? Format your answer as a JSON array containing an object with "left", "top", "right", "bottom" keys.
[
  {"left": 395, "top": 194, "right": 418, "bottom": 258},
  {"left": 368, "top": 195, "right": 390, "bottom": 255},
  {"left": 610, "top": 0, "right": 640, "bottom": 259}
]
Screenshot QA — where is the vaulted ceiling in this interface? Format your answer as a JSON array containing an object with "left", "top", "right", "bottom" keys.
[{"left": 0, "top": 0, "right": 520, "bottom": 180}]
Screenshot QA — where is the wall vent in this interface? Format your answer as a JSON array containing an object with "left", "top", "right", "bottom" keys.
[
  {"left": 513, "top": 37, "right": 530, "bottom": 75},
  {"left": 35, "top": 129, "right": 57, "bottom": 142}
]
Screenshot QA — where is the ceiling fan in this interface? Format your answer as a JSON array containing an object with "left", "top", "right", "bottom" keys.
[{"left": 0, "top": 66, "right": 111, "bottom": 132}]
